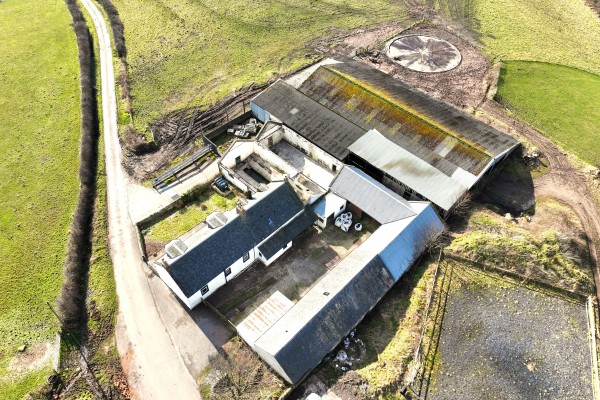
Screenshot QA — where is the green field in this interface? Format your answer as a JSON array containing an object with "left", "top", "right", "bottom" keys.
[
  {"left": 496, "top": 61, "right": 600, "bottom": 165},
  {"left": 469, "top": 0, "right": 600, "bottom": 165},
  {"left": 475, "top": 0, "right": 600, "bottom": 74},
  {"left": 0, "top": 0, "right": 81, "bottom": 397},
  {"left": 111, "top": 0, "right": 408, "bottom": 129}
]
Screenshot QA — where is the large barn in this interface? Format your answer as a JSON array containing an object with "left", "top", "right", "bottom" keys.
[{"left": 251, "top": 59, "right": 519, "bottom": 216}]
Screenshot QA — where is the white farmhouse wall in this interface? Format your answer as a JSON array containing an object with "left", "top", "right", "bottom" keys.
[
  {"left": 188, "top": 290, "right": 204, "bottom": 308},
  {"left": 258, "top": 126, "right": 284, "bottom": 147},
  {"left": 257, "top": 241, "right": 292, "bottom": 266},
  {"left": 221, "top": 166, "right": 249, "bottom": 193},
  {"left": 155, "top": 265, "right": 192, "bottom": 309},
  {"left": 282, "top": 126, "right": 344, "bottom": 172},
  {"left": 201, "top": 272, "right": 227, "bottom": 300},
  {"left": 255, "top": 144, "right": 298, "bottom": 177},
  {"left": 220, "top": 141, "right": 255, "bottom": 169},
  {"left": 227, "top": 248, "right": 257, "bottom": 281}
]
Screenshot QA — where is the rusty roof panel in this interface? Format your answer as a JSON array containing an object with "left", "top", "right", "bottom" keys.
[
  {"left": 237, "top": 291, "right": 294, "bottom": 347},
  {"left": 298, "top": 61, "right": 518, "bottom": 176}
]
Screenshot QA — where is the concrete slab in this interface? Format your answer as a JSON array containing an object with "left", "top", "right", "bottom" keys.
[
  {"left": 271, "top": 140, "right": 335, "bottom": 189},
  {"left": 147, "top": 271, "right": 232, "bottom": 380}
]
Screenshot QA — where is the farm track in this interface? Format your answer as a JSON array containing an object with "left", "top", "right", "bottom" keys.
[
  {"left": 480, "top": 100, "right": 600, "bottom": 307},
  {"left": 78, "top": 0, "right": 201, "bottom": 398}
]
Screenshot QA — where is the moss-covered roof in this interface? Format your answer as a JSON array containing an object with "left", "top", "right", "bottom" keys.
[{"left": 299, "top": 61, "right": 518, "bottom": 176}]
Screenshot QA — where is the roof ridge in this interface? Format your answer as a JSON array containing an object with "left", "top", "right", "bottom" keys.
[
  {"left": 271, "top": 80, "right": 366, "bottom": 134},
  {"left": 321, "top": 65, "right": 492, "bottom": 158},
  {"left": 345, "top": 166, "right": 415, "bottom": 215}
]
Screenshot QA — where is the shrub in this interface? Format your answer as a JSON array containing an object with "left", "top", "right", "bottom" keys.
[{"left": 57, "top": 0, "right": 100, "bottom": 334}]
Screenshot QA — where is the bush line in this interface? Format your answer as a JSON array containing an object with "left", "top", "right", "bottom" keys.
[
  {"left": 95, "top": 0, "right": 126, "bottom": 58},
  {"left": 57, "top": 0, "right": 100, "bottom": 334}
]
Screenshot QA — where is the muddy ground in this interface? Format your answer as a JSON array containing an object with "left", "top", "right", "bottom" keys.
[{"left": 429, "top": 265, "right": 593, "bottom": 400}]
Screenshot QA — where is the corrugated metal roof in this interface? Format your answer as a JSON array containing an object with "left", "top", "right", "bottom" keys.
[
  {"left": 252, "top": 202, "right": 444, "bottom": 384},
  {"left": 298, "top": 61, "right": 518, "bottom": 176},
  {"left": 251, "top": 80, "right": 365, "bottom": 160},
  {"left": 375, "top": 203, "right": 445, "bottom": 281},
  {"left": 348, "top": 130, "right": 470, "bottom": 211},
  {"left": 254, "top": 252, "right": 394, "bottom": 383},
  {"left": 330, "top": 166, "right": 416, "bottom": 223},
  {"left": 237, "top": 291, "right": 294, "bottom": 347}
]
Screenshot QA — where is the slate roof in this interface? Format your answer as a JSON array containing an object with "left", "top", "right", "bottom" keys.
[
  {"left": 330, "top": 166, "right": 416, "bottom": 224},
  {"left": 258, "top": 207, "right": 317, "bottom": 259},
  {"left": 168, "top": 183, "right": 304, "bottom": 297},
  {"left": 254, "top": 253, "right": 395, "bottom": 383},
  {"left": 251, "top": 80, "right": 365, "bottom": 159},
  {"left": 298, "top": 61, "right": 519, "bottom": 176}
]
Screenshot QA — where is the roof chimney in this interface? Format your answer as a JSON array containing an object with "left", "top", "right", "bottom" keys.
[{"left": 236, "top": 199, "right": 247, "bottom": 219}]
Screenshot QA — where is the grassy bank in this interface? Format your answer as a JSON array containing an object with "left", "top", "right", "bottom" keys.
[
  {"left": 0, "top": 0, "right": 81, "bottom": 397},
  {"left": 110, "top": 0, "right": 408, "bottom": 129},
  {"left": 475, "top": 0, "right": 600, "bottom": 74},
  {"left": 448, "top": 198, "right": 594, "bottom": 294},
  {"left": 496, "top": 61, "right": 600, "bottom": 165}
]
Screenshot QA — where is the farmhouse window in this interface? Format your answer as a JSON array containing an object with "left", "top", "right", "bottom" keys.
[
  {"left": 201, "top": 285, "right": 209, "bottom": 295},
  {"left": 225, "top": 267, "right": 231, "bottom": 276},
  {"left": 243, "top": 252, "right": 250, "bottom": 262}
]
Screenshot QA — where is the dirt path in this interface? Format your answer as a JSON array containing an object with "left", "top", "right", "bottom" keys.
[
  {"left": 79, "top": 0, "right": 201, "bottom": 398},
  {"left": 479, "top": 100, "right": 600, "bottom": 305}
]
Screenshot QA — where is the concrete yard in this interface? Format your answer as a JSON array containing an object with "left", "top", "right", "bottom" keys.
[
  {"left": 270, "top": 139, "right": 335, "bottom": 189},
  {"left": 207, "top": 216, "right": 379, "bottom": 325},
  {"left": 429, "top": 265, "right": 594, "bottom": 399}
]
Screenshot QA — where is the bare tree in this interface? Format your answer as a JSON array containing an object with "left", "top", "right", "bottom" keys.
[{"left": 208, "top": 350, "right": 263, "bottom": 400}]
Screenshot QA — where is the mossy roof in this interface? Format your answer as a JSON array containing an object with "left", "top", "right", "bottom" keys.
[{"left": 299, "top": 61, "right": 518, "bottom": 176}]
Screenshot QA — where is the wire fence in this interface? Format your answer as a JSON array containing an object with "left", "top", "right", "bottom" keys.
[{"left": 406, "top": 251, "right": 454, "bottom": 399}]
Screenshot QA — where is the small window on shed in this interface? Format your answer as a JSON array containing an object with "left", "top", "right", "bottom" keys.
[
  {"left": 225, "top": 267, "right": 231, "bottom": 276},
  {"left": 332, "top": 164, "right": 337, "bottom": 172},
  {"left": 243, "top": 252, "right": 250, "bottom": 262},
  {"left": 339, "top": 205, "right": 344, "bottom": 210},
  {"left": 201, "top": 285, "right": 209, "bottom": 295}
]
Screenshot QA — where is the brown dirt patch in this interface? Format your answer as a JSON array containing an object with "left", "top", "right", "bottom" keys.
[
  {"left": 358, "top": 22, "right": 490, "bottom": 110},
  {"left": 6, "top": 342, "right": 55, "bottom": 375}
]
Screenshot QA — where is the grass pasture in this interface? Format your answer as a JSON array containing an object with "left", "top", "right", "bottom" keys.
[
  {"left": 0, "top": 0, "right": 81, "bottom": 397},
  {"left": 495, "top": 61, "right": 600, "bottom": 166},
  {"left": 110, "top": 0, "right": 408, "bottom": 128},
  {"left": 474, "top": 0, "right": 600, "bottom": 74}
]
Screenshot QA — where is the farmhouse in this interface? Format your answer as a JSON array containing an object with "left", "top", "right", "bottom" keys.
[
  {"left": 150, "top": 57, "right": 522, "bottom": 386},
  {"left": 251, "top": 58, "right": 520, "bottom": 215},
  {"left": 154, "top": 182, "right": 316, "bottom": 309}
]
